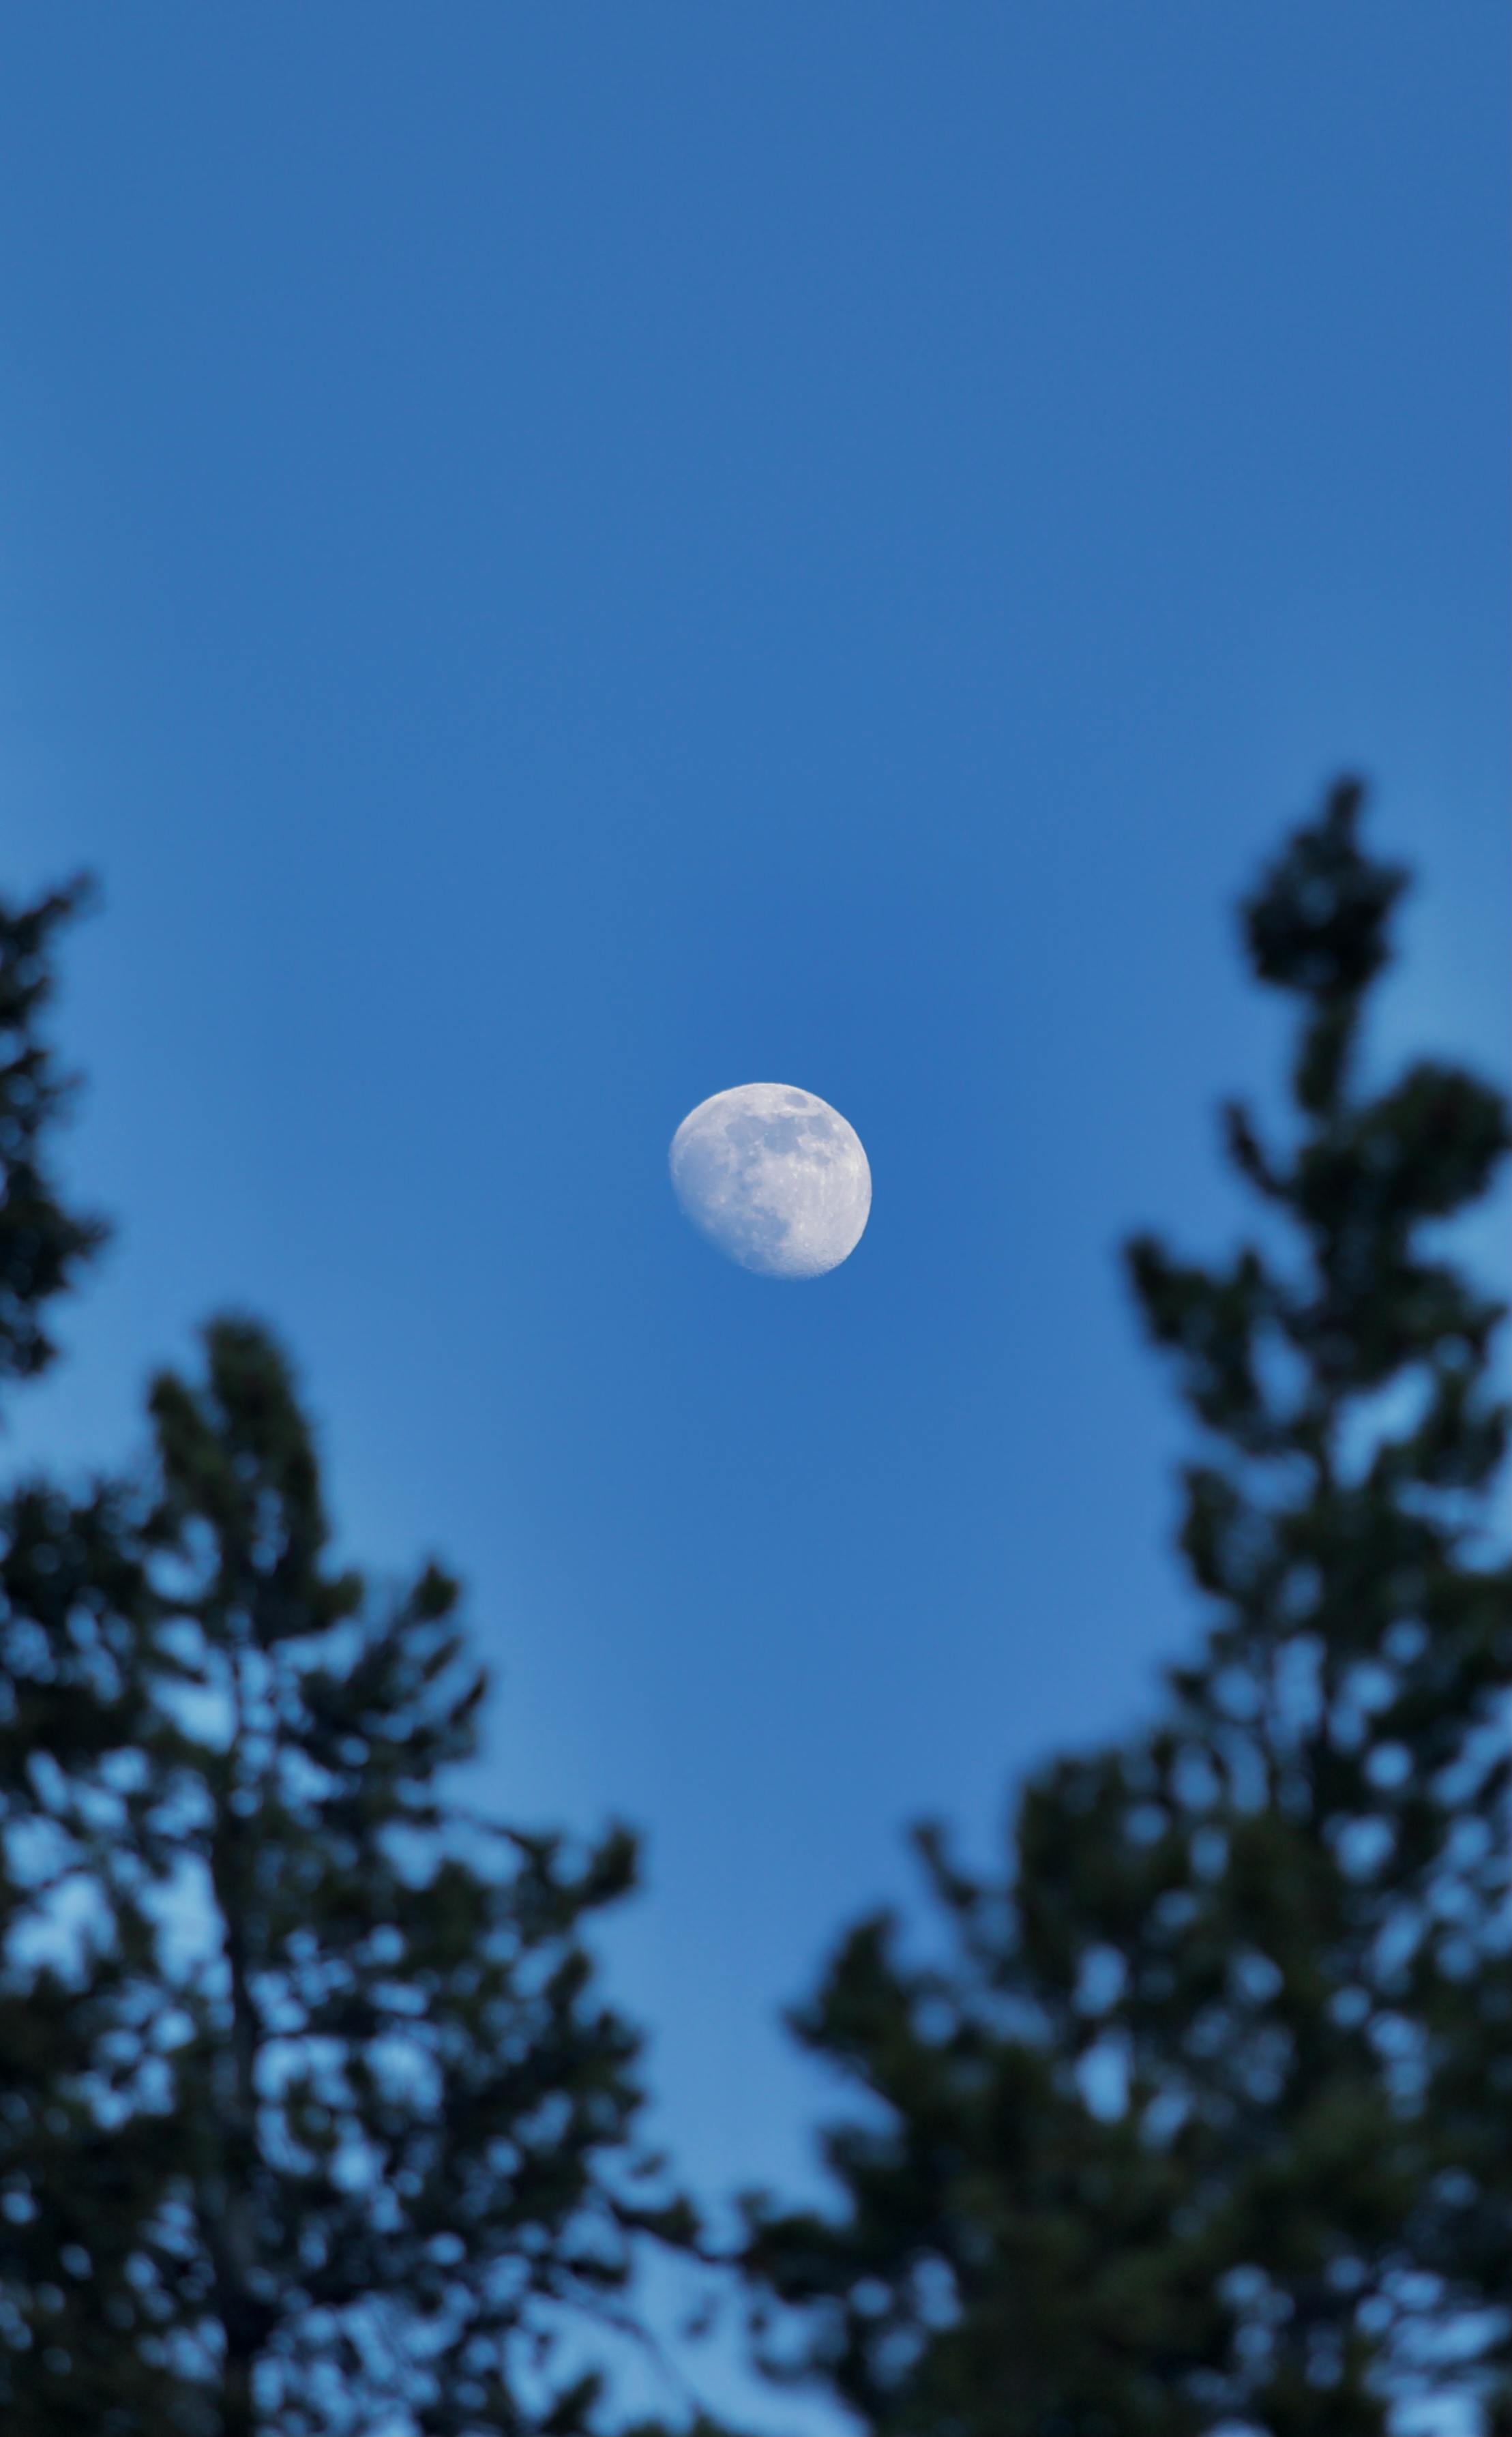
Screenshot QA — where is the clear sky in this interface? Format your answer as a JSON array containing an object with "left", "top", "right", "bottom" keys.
[{"left": 1, "top": 8, "right": 1507, "bottom": 2423}]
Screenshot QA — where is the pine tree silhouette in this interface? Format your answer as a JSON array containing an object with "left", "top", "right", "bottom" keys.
[
  {"left": 736, "top": 784, "right": 1511, "bottom": 2436},
  {"left": 0, "top": 881, "right": 694, "bottom": 2434}
]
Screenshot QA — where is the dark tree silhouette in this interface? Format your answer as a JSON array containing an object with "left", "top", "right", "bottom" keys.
[
  {"left": 134, "top": 1315, "right": 692, "bottom": 2437},
  {"left": 0, "top": 876, "right": 107, "bottom": 1379},
  {"left": 0, "top": 882, "right": 692, "bottom": 2434},
  {"left": 0, "top": 877, "right": 173, "bottom": 2437},
  {"left": 736, "top": 784, "right": 1511, "bottom": 2436}
]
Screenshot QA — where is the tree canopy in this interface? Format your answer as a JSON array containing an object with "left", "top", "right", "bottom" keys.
[
  {"left": 735, "top": 782, "right": 1511, "bottom": 2436},
  {"left": 0, "top": 882, "right": 692, "bottom": 2434}
]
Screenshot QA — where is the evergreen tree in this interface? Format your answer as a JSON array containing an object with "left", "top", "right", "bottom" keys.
[
  {"left": 0, "top": 876, "right": 107, "bottom": 1378},
  {"left": 736, "top": 782, "right": 1511, "bottom": 2436},
  {"left": 136, "top": 1314, "right": 691, "bottom": 2436},
  {"left": 0, "top": 880, "right": 694, "bottom": 2432},
  {"left": 0, "top": 876, "right": 175, "bottom": 2436}
]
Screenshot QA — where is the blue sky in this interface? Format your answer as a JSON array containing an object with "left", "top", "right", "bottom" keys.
[{"left": 1, "top": 7, "right": 1507, "bottom": 2423}]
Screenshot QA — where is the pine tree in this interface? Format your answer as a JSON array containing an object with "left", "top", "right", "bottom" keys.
[
  {"left": 736, "top": 782, "right": 1511, "bottom": 2436},
  {"left": 137, "top": 1314, "right": 692, "bottom": 2435},
  {"left": 0, "top": 879, "right": 694, "bottom": 2432},
  {"left": 0, "top": 876, "right": 107, "bottom": 1381},
  {"left": 0, "top": 876, "right": 176, "bottom": 2435}
]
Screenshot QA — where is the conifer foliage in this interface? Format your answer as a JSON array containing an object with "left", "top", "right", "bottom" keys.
[
  {"left": 0, "top": 876, "right": 107, "bottom": 1381},
  {"left": 0, "top": 876, "right": 168, "bottom": 2437},
  {"left": 138, "top": 1320, "right": 690, "bottom": 2437},
  {"left": 0, "top": 878, "right": 690, "bottom": 2433},
  {"left": 737, "top": 784, "right": 1511, "bottom": 2436}
]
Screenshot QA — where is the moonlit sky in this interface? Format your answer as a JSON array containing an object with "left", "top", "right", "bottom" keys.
[{"left": 1, "top": 8, "right": 1507, "bottom": 2423}]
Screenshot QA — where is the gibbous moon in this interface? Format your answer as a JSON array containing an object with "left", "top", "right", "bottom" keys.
[{"left": 669, "top": 1082, "right": 872, "bottom": 1280}]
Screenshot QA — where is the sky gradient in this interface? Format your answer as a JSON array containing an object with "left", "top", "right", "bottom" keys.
[{"left": 1, "top": 8, "right": 1507, "bottom": 2422}]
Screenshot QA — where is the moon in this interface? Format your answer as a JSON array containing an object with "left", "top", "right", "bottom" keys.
[{"left": 669, "top": 1082, "right": 872, "bottom": 1279}]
